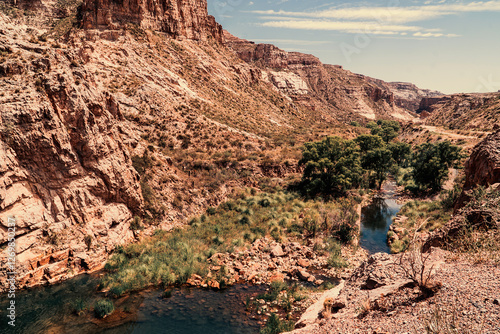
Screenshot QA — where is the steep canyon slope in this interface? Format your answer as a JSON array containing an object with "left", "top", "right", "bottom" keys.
[
  {"left": 421, "top": 93, "right": 500, "bottom": 131},
  {"left": 224, "top": 31, "right": 441, "bottom": 121},
  {"left": 0, "top": 0, "right": 454, "bottom": 292}
]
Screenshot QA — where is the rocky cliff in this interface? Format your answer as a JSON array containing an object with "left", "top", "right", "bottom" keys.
[
  {"left": 0, "top": 3, "right": 318, "bottom": 291},
  {"left": 224, "top": 31, "right": 411, "bottom": 122},
  {"left": 423, "top": 93, "right": 500, "bottom": 130},
  {"left": 455, "top": 129, "right": 500, "bottom": 208},
  {"left": 80, "top": 0, "right": 223, "bottom": 43},
  {"left": 0, "top": 12, "right": 143, "bottom": 290},
  {"left": 225, "top": 31, "right": 444, "bottom": 122},
  {"left": 385, "top": 82, "right": 442, "bottom": 112}
]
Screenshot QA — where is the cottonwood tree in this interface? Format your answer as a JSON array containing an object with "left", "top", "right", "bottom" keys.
[
  {"left": 411, "top": 141, "right": 463, "bottom": 192},
  {"left": 299, "top": 136, "right": 362, "bottom": 197}
]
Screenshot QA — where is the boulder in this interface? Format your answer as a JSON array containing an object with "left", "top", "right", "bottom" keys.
[
  {"left": 294, "top": 281, "right": 345, "bottom": 329},
  {"left": 270, "top": 244, "right": 285, "bottom": 257}
]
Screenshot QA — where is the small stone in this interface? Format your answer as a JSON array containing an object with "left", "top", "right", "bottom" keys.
[
  {"left": 297, "top": 269, "right": 311, "bottom": 281},
  {"left": 314, "top": 279, "right": 324, "bottom": 286},
  {"left": 270, "top": 244, "right": 285, "bottom": 257},
  {"left": 330, "top": 296, "right": 347, "bottom": 309},
  {"left": 208, "top": 280, "right": 220, "bottom": 289},
  {"left": 297, "top": 259, "right": 310, "bottom": 267}
]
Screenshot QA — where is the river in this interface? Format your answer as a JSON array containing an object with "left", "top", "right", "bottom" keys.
[
  {"left": 359, "top": 180, "right": 402, "bottom": 254},
  {"left": 0, "top": 274, "right": 267, "bottom": 334},
  {"left": 0, "top": 182, "right": 402, "bottom": 332}
]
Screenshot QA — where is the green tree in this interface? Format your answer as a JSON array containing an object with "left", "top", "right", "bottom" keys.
[
  {"left": 362, "top": 147, "right": 394, "bottom": 189},
  {"left": 411, "top": 141, "right": 463, "bottom": 192},
  {"left": 299, "top": 136, "right": 362, "bottom": 197},
  {"left": 370, "top": 120, "right": 401, "bottom": 143},
  {"left": 355, "top": 134, "right": 393, "bottom": 189},
  {"left": 355, "top": 134, "right": 385, "bottom": 152},
  {"left": 388, "top": 142, "right": 411, "bottom": 167}
]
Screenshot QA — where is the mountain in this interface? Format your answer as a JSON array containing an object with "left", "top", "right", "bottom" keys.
[
  {"left": 224, "top": 31, "right": 430, "bottom": 122},
  {"left": 0, "top": 0, "right": 470, "bottom": 292},
  {"left": 421, "top": 93, "right": 500, "bottom": 131}
]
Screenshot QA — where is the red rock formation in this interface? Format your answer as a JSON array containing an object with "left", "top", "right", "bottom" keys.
[
  {"left": 224, "top": 31, "right": 321, "bottom": 69},
  {"left": 224, "top": 30, "right": 420, "bottom": 122},
  {"left": 423, "top": 93, "right": 500, "bottom": 131},
  {"left": 455, "top": 129, "right": 500, "bottom": 210},
  {"left": 417, "top": 96, "right": 450, "bottom": 113},
  {"left": 80, "top": 0, "right": 223, "bottom": 43},
  {"left": 0, "top": 15, "right": 143, "bottom": 291}
]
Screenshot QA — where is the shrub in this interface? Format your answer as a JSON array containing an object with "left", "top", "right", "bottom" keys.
[
  {"left": 72, "top": 298, "right": 87, "bottom": 316},
  {"left": 130, "top": 216, "right": 143, "bottom": 231},
  {"left": 238, "top": 216, "right": 251, "bottom": 225},
  {"left": 258, "top": 198, "right": 271, "bottom": 207},
  {"left": 422, "top": 305, "right": 479, "bottom": 333},
  {"left": 334, "top": 223, "right": 355, "bottom": 244},
  {"left": 327, "top": 240, "right": 348, "bottom": 268},
  {"left": 260, "top": 313, "right": 294, "bottom": 334},
  {"left": 131, "top": 152, "right": 153, "bottom": 176},
  {"left": 84, "top": 235, "right": 92, "bottom": 250},
  {"left": 397, "top": 237, "right": 441, "bottom": 296},
  {"left": 94, "top": 299, "right": 114, "bottom": 318}
]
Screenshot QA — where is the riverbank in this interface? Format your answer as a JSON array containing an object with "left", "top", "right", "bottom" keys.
[{"left": 286, "top": 248, "right": 500, "bottom": 334}]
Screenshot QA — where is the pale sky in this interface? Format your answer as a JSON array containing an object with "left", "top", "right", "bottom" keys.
[{"left": 208, "top": 0, "right": 500, "bottom": 94}]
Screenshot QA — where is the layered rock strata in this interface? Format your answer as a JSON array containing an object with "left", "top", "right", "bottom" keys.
[{"left": 80, "top": 0, "right": 224, "bottom": 43}]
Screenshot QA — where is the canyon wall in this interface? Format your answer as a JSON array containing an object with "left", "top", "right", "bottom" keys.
[
  {"left": 423, "top": 93, "right": 500, "bottom": 130},
  {"left": 80, "top": 0, "right": 224, "bottom": 43},
  {"left": 224, "top": 31, "right": 421, "bottom": 122},
  {"left": 0, "top": 13, "right": 143, "bottom": 290},
  {"left": 455, "top": 129, "right": 500, "bottom": 209}
]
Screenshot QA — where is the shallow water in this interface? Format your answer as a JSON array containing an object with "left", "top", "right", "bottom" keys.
[
  {"left": 359, "top": 180, "right": 402, "bottom": 254},
  {"left": 0, "top": 274, "right": 266, "bottom": 334}
]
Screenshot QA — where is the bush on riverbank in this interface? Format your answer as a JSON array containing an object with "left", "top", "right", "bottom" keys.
[
  {"left": 94, "top": 299, "right": 115, "bottom": 318},
  {"left": 101, "top": 189, "right": 357, "bottom": 296},
  {"left": 389, "top": 197, "right": 454, "bottom": 254},
  {"left": 260, "top": 313, "right": 294, "bottom": 334}
]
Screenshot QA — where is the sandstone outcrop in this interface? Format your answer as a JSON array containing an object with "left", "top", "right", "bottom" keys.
[
  {"left": 224, "top": 31, "right": 417, "bottom": 122},
  {"left": 0, "top": 13, "right": 143, "bottom": 291},
  {"left": 417, "top": 96, "right": 449, "bottom": 114},
  {"left": 455, "top": 129, "right": 500, "bottom": 209},
  {"left": 423, "top": 93, "right": 500, "bottom": 130},
  {"left": 80, "top": 0, "right": 224, "bottom": 43},
  {"left": 386, "top": 82, "right": 442, "bottom": 112},
  {"left": 461, "top": 129, "right": 500, "bottom": 194}
]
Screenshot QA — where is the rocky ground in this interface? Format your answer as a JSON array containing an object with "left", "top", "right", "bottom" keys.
[
  {"left": 287, "top": 248, "right": 500, "bottom": 334},
  {"left": 186, "top": 236, "right": 368, "bottom": 289}
]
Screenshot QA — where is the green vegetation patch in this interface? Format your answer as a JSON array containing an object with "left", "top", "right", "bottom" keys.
[
  {"left": 93, "top": 299, "right": 114, "bottom": 319},
  {"left": 101, "top": 189, "right": 357, "bottom": 296},
  {"left": 390, "top": 192, "right": 457, "bottom": 253}
]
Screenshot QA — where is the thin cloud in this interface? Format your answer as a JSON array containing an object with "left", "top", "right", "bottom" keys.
[
  {"left": 261, "top": 20, "right": 422, "bottom": 35},
  {"left": 251, "top": 1, "right": 500, "bottom": 24},
  {"left": 251, "top": 39, "right": 332, "bottom": 45},
  {"left": 251, "top": 1, "right": 500, "bottom": 37}
]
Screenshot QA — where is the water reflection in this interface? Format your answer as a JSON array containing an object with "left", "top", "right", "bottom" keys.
[
  {"left": 360, "top": 181, "right": 402, "bottom": 254},
  {"left": 0, "top": 274, "right": 265, "bottom": 334}
]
